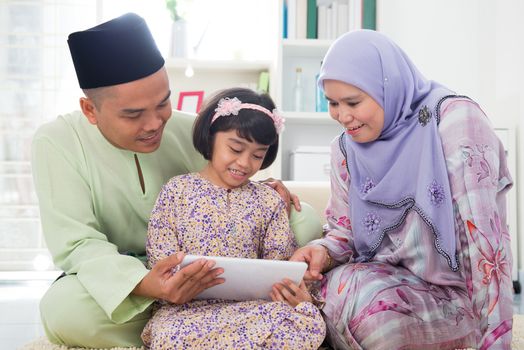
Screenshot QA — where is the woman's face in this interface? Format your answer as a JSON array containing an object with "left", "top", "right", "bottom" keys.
[{"left": 323, "top": 79, "right": 384, "bottom": 143}]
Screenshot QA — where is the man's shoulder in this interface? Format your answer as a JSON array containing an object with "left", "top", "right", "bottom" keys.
[
  {"left": 34, "top": 111, "right": 86, "bottom": 140},
  {"left": 165, "top": 110, "right": 196, "bottom": 134}
]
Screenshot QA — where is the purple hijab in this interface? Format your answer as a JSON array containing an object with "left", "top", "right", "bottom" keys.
[{"left": 318, "top": 30, "right": 458, "bottom": 271}]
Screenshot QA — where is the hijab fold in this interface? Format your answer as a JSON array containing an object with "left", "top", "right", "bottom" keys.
[{"left": 318, "top": 30, "right": 458, "bottom": 271}]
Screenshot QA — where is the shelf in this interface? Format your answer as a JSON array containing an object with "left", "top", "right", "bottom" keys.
[
  {"left": 165, "top": 58, "right": 272, "bottom": 73},
  {"left": 283, "top": 111, "right": 333, "bottom": 125},
  {"left": 282, "top": 39, "right": 332, "bottom": 57}
]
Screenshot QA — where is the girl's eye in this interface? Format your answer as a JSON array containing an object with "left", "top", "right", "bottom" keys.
[
  {"left": 253, "top": 154, "right": 264, "bottom": 160},
  {"left": 230, "top": 147, "right": 242, "bottom": 154}
]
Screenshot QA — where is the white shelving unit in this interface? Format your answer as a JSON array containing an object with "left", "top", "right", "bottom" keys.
[
  {"left": 165, "top": 58, "right": 272, "bottom": 112},
  {"left": 271, "top": 1, "right": 341, "bottom": 181}
]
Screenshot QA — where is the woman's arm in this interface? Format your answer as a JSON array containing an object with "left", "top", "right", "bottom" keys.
[
  {"left": 309, "top": 135, "right": 356, "bottom": 264},
  {"left": 290, "top": 135, "right": 357, "bottom": 279}
]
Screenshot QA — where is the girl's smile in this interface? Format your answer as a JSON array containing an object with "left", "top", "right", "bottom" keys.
[{"left": 200, "top": 130, "right": 269, "bottom": 189}]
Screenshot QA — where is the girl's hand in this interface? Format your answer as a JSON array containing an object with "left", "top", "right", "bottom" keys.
[
  {"left": 289, "top": 245, "right": 330, "bottom": 281},
  {"left": 270, "top": 279, "right": 312, "bottom": 307},
  {"left": 133, "top": 252, "right": 225, "bottom": 304}
]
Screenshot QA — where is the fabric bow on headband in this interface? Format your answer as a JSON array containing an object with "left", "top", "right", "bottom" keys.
[{"left": 211, "top": 97, "right": 285, "bottom": 134}]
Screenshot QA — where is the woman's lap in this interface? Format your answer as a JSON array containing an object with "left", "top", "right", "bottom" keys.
[{"left": 323, "top": 262, "right": 478, "bottom": 349}]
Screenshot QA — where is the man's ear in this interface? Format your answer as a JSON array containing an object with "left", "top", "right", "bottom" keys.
[{"left": 79, "top": 97, "right": 98, "bottom": 125}]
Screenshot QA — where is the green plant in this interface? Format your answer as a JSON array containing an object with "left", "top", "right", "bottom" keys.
[{"left": 165, "top": 0, "right": 191, "bottom": 21}]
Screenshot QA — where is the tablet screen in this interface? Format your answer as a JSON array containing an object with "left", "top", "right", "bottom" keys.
[{"left": 180, "top": 255, "right": 307, "bottom": 301}]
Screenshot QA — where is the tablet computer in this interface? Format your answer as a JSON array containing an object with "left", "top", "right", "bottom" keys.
[{"left": 179, "top": 255, "right": 308, "bottom": 301}]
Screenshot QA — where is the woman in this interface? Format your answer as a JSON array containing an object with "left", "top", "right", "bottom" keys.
[{"left": 291, "top": 30, "right": 513, "bottom": 349}]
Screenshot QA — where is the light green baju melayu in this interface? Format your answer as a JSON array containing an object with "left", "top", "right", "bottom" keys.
[{"left": 31, "top": 110, "right": 321, "bottom": 348}]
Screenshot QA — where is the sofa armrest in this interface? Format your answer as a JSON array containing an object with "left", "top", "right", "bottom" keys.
[{"left": 284, "top": 181, "right": 330, "bottom": 224}]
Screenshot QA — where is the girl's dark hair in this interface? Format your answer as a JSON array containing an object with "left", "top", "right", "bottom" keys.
[{"left": 193, "top": 87, "right": 279, "bottom": 169}]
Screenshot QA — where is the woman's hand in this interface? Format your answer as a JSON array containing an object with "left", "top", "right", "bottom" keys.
[
  {"left": 261, "top": 178, "right": 301, "bottom": 214},
  {"left": 270, "top": 279, "right": 312, "bottom": 307},
  {"left": 289, "top": 245, "right": 331, "bottom": 281},
  {"left": 133, "top": 252, "right": 224, "bottom": 304}
]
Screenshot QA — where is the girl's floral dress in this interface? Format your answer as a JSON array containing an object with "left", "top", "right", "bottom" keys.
[{"left": 142, "top": 173, "right": 326, "bottom": 349}]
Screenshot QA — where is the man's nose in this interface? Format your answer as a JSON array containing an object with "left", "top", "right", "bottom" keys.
[{"left": 144, "top": 111, "right": 164, "bottom": 131}]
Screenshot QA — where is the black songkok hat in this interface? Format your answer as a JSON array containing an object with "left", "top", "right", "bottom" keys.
[{"left": 67, "top": 13, "right": 165, "bottom": 89}]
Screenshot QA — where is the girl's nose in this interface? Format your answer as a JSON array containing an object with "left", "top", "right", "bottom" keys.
[{"left": 236, "top": 153, "right": 251, "bottom": 169}]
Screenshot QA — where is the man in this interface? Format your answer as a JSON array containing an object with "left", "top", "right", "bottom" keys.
[{"left": 32, "top": 13, "right": 321, "bottom": 348}]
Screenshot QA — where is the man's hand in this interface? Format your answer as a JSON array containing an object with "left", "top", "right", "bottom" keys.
[
  {"left": 261, "top": 178, "right": 301, "bottom": 215},
  {"left": 289, "top": 245, "right": 330, "bottom": 281},
  {"left": 133, "top": 252, "right": 224, "bottom": 304}
]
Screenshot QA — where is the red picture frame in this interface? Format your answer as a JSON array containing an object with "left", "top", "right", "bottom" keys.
[{"left": 177, "top": 91, "right": 204, "bottom": 113}]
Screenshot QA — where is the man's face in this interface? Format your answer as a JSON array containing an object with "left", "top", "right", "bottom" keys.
[{"left": 81, "top": 68, "right": 172, "bottom": 153}]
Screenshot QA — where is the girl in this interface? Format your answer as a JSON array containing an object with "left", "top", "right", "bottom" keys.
[{"left": 141, "top": 88, "right": 326, "bottom": 349}]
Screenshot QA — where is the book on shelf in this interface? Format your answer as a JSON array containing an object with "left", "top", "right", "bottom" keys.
[
  {"left": 337, "top": 1, "right": 348, "bottom": 37},
  {"left": 287, "top": 0, "right": 296, "bottom": 39},
  {"left": 306, "top": 0, "right": 318, "bottom": 39},
  {"left": 296, "top": 0, "right": 308, "bottom": 39},
  {"left": 283, "top": 0, "right": 288, "bottom": 38},
  {"left": 285, "top": 0, "right": 376, "bottom": 40},
  {"left": 349, "top": 0, "right": 362, "bottom": 31},
  {"left": 284, "top": 0, "right": 307, "bottom": 39},
  {"left": 362, "top": 0, "right": 376, "bottom": 30},
  {"left": 317, "top": 4, "right": 327, "bottom": 39}
]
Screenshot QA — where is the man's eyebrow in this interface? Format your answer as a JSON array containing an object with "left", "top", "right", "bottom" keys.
[
  {"left": 121, "top": 107, "right": 144, "bottom": 114},
  {"left": 121, "top": 91, "right": 172, "bottom": 114},
  {"left": 159, "top": 90, "right": 171, "bottom": 105}
]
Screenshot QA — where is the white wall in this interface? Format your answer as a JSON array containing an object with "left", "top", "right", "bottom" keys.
[{"left": 377, "top": 0, "right": 523, "bottom": 275}]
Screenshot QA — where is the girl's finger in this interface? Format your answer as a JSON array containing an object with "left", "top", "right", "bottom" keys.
[
  {"left": 272, "top": 286, "right": 284, "bottom": 302},
  {"left": 282, "top": 279, "right": 300, "bottom": 294},
  {"left": 278, "top": 283, "right": 297, "bottom": 303},
  {"left": 299, "top": 280, "right": 309, "bottom": 291}
]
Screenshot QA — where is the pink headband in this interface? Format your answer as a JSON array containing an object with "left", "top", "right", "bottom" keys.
[{"left": 211, "top": 97, "right": 285, "bottom": 134}]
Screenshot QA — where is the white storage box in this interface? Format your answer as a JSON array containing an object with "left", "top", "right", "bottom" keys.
[{"left": 289, "top": 146, "right": 331, "bottom": 181}]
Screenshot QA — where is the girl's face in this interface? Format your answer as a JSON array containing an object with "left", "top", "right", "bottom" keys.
[
  {"left": 323, "top": 79, "right": 385, "bottom": 143},
  {"left": 202, "top": 130, "right": 269, "bottom": 189}
]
